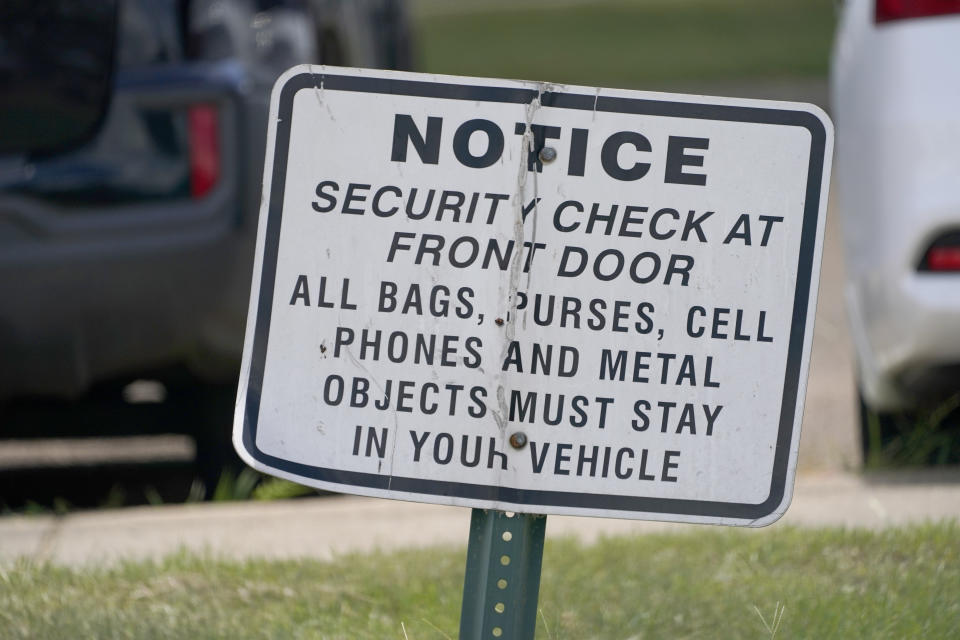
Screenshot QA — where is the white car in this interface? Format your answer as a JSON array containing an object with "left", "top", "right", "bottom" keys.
[{"left": 831, "top": 1, "right": 960, "bottom": 426}]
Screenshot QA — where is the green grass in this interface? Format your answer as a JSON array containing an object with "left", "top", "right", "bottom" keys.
[
  {"left": 412, "top": 0, "right": 836, "bottom": 88},
  {"left": 3, "top": 522, "right": 959, "bottom": 639}
]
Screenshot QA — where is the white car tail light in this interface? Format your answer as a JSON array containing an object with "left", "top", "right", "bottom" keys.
[
  {"left": 920, "top": 233, "right": 960, "bottom": 271},
  {"left": 924, "top": 246, "right": 960, "bottom": 271},
  {"left": 876, "top": 0, "right": 960, "bottom": 23}
]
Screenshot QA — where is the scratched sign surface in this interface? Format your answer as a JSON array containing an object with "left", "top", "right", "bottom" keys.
[{"left": 234, "top": 66, "right": 833, "bottom": 526}]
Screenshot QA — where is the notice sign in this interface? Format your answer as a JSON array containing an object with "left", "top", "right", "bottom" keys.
[{"left": 234, "top": 66, "right": 832, "bottom": 526}]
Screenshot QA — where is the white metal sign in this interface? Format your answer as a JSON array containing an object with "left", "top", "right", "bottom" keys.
[{"left": 234, "top": 66, "right": 832, "bottom": 526}]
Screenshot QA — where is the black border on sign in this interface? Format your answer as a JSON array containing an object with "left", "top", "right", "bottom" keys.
[{"left": 241, "top": 72, "right": 827, "bottom": 520}]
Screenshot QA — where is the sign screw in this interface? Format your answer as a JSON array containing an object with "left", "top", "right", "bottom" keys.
[
  {"left": 539, "top": 146, "right": 557, "bottom": 163},
  {"left": 509, "top": 432, "right": 528, "bottom": 449}
]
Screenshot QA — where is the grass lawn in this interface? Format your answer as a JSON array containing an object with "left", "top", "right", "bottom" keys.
[
  {"left": 2, "top": 522, "right": 958, "bottom": 639},
  {"left": 412, "top": 0, "right": 836, "bottom": 89}
]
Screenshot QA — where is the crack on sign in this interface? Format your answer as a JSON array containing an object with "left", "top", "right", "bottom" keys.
[
  {"left": 525, "top": 150, "right": 541, "bottom": 298},
  {"left": 386, "top": 409, "right": 399, "bottom": 490},
  {"left": 505, "top": 85, "right": 546, "bottom": 341},
  {"left": 592, "top": 86, "right": 600, "bottom": 122},
  {"left": 493, "top": 84, "right": 545, "bottom": 436},
  {"left": 310, "top": 65, "right": 335, "bottom": 120},
  {"left": 343, "top": 347, "right": 386, "bottom": 397},
  {"left": 343, "top": 347, "right": 400, "bottom": 488},
  {"left": 487, "top": 83, "right": 551, "bottom": 496},
  {"left": 520, "top": 84, "right": 553, "bottom": 320},
  {"left": 490, "top": 386, "right": 507, "bottom": 432}
]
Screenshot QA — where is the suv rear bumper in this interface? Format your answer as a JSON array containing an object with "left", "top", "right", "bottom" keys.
[
  {"left": 0, "top": 62, "right": 261, "bottom": 399},
  {"left": 849, "top": 273, "right": 960, "bottom": 411}
]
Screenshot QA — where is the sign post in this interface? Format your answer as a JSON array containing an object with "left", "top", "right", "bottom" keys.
[
  {"left": 460, "top": 510, "right": 546, "bottom": 639},
  {"left": 235, "top": 65, "right": 832, "bottom": 637}
]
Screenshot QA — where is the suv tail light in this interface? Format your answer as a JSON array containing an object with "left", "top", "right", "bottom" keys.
[
  {"left": 188, "top": 104, "right": 219, "bottom": 198},
  {"left": 919, "top": 232, "right": 960, "bottom": 271},
  {"left": 877, "top": 0, "right": 960, "bottom": 22}
]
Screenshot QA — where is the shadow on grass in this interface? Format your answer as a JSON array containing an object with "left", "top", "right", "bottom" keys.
[{"left": 864, "top": 394, "right": 960, "bottom": 470}]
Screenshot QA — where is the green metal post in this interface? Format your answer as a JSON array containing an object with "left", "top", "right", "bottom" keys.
[{"left": 459, "top": 509, "right": 547, "bottom": 639}]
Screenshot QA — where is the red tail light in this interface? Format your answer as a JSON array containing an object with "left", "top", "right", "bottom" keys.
[
  {"left": 924, "top": 246, "right": 960, "bottom": 271},
  {"left": 877, "top": 0, "right": 960, "bottom": 22},
  {"left": 188, "top": 104, "right": 220, "bottom": 198}
]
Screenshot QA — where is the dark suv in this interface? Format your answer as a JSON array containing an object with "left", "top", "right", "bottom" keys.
[{"left": 0, "top": 0, "right": 412, "bottom": 485}]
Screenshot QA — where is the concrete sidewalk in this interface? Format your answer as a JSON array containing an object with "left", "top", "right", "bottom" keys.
[{"left": 2, "top": 470, "right": 959, "bottom": 567}]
